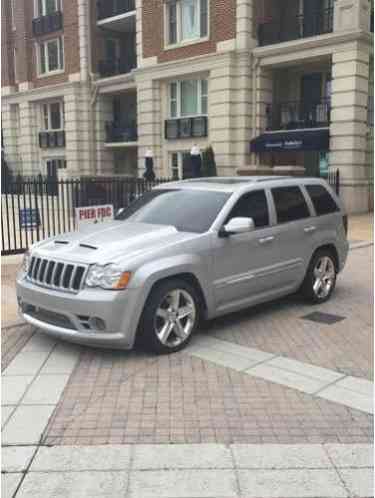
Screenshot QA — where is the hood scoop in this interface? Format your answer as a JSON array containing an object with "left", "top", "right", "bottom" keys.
[
  {"left": 79, "top": 243, "right": 98, "bottom": 250},
  {"left": 54, "top": 240, "right": 69, "bottom": 245}
]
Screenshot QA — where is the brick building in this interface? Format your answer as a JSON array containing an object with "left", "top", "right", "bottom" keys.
[{"left": 1, "top": 0, "right": 374, "bottom": 212}]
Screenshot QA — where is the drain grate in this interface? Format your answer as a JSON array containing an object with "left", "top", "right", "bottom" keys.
[{"left": 302, "top": 311, "right": 346, "bottom": 325}]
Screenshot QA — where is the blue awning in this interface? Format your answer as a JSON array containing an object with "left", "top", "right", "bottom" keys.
[{"left": 250, "top": 129, "right": 330, "bottom": 153}]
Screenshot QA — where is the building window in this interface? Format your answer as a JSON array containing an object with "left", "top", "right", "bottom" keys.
[
  {"left": 166, "top": 0, "right": 208, "bottom": 46},
  {"left": 271, "top": 186, "right": 310, "bottom": 224},
  {"left": 37, "top": 37, "right": 64, "bottom": 75},
  {"left": 41, "top": 102, "right": 64, "bottom": 130},
  {"left": 169, "top": 79, "right": 208, "bottom": 118},
  {"left": 35, "top": 0, "right": 61, "bottom": 17},
  {"left": 11, "top": 0, "right": 16, "bottom": 30}
]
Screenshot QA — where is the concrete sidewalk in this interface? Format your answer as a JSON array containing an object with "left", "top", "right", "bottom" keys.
[{"left": 2, "top": 443, "right": 373, "bottom": 497}]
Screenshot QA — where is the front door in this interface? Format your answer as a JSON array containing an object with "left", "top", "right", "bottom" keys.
[
  {"left": 303, "top": 0, "right": 323, "bottom": 37},
  {"left": 212, "top": 189, "right": 279, "bottom": 313}
]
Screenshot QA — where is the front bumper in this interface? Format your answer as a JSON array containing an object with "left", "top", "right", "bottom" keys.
[{"left": 16, "top": 275, "right": 144, "bottom": 350}]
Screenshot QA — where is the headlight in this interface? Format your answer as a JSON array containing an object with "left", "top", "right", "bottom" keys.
[
  {"left": 21, "top": 251, "right": 31, "bottom": 275},
  {"left": 85, "top": 264, "right": 131, "bottom": 290}
]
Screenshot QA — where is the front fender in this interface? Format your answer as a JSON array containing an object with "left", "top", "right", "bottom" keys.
[{"left": 128, "top": 253, "right": 214, "bottom": 316}]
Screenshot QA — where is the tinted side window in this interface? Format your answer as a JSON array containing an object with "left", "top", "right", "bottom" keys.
[
  {"left": 306, "top": 184, "right": 339, "bottom": 215},
  {"left": 226, "top": 190, "right": 269, "bottom": 228},
  {"left": 272, "top": 186, "right": 310, "bottom": 224}
]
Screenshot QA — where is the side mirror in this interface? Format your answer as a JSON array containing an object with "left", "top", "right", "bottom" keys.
[{"left": 219, "top": 217, "right": 255, "bottom": 237}]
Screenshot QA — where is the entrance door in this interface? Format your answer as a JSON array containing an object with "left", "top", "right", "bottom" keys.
[{"left": 301, "top": 73, "right": 322, "bottom": 126}]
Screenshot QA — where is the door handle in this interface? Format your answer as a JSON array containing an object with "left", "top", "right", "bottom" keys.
[
  {"left": 304, "top": 226, "right": 317, "bottom": 233},
  {"left": 259, "top": 236, "right": 275, "bottom": 245}
]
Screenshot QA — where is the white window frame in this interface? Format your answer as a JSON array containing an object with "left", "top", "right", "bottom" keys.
[
  {"left": 13, "top": 48, "right": 19, "bottom": 83},
  {"left": 34, "top": 0, "right": 62, "bottom": 18},
  {"left": 164, "top": 0, "right": 209, "bottom": 48},
  {"left": 169, "top": 79, "right": 208, "bottom": 119},
  {"left": 40, "top": 101, "right": 64, "bottom": 131},
  {"left": 36, "top": 36, "right": 64, "bottom": 76}
]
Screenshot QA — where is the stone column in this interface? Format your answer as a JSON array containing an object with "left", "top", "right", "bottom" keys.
[
  {"left": 330, "top": 40, "right": 371, "bottom": 213},
  {"left": 334, "top": 0, "right": 371, "bottom": 33},
  {"left": 236, "top": 0, "right": 256, "bottom": 50},
  {"left": 18, "top": 101, "right": 39, "bottom": 175},
  {"left": 136, "top": 77, "right": 162, "bottom": 177},
  {"left": 93, "top": 94, "right": 114, "bottom": 175},
  {"left": 2, "top": 102, "right": 21, "bottom": 173}
]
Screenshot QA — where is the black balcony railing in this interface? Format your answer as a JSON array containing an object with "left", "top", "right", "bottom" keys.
[
  {"left": 266, "top": 99, "right": 330, "bottom": 131},
  {"left": 258, "top": 8, "right": 333, "bottom": 46},
  {"left": 98, "top": 56, "right": 136, "bottom": 77},
  {"left": 39, "top": 130, "right": 66, "bottom": 148},
  {"left": 165, "top": 116, "right": 208, "bottom": 140},
  {"left": 105, "top": 122, "right": 138, "bottom": 142},
  {"left": 32, "top": 11, "right": 63, "bottom": 36},
  {"left": 97, "top": 0, "right": 135, "bottom": 20}
]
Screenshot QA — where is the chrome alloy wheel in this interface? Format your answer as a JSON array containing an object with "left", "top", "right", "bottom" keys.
[
  {"left": 154, "top": 289, "right": 197, "bottom": 347},
  {"left": 313, "top": 256, "right": 335, "bottom": 299}
]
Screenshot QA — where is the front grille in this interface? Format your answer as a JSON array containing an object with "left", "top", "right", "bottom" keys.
[{"left": 27, "top": 257, "right": 87, "bottom": 293}]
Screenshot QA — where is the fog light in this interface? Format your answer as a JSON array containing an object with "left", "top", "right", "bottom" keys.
[{"left": 89, "top": 317, "right": 106, "bottom": 331}]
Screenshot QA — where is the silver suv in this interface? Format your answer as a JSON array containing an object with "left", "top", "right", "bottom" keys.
[{"left": 17, "top": 177, "right": 349, "bottom": 354}]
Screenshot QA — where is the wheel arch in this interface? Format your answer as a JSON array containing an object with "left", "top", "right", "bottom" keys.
[{"left": 311, "top": 244, "right": 339, "bottom": 271}]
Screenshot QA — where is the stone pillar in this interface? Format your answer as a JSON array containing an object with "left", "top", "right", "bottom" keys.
[
  {"left": 94, "top": 94, "right": 114, "bottom": 175},
  {"left": 64, "top": 84, "right": 94, "bottom": 176},
  {"left": 236, "top": 0, "right": 256, "bottom": 50},
  {"left": 135, "top": 0, "right": 142, "bottom": 66},
  {"left": 136, "top": 77, "right": 162, "bottom": 177},
  {"left": 1, "top": 102, "right": 21, "bottom": 173},
  {"left": 334, "top": 0, "right": 371, "bottom": 33},
  {"left": 330, "top": 40, "right": 371, "bottom": 213},
  {"left": 18, "top": 101, "right": 39, "bottom": 175}
]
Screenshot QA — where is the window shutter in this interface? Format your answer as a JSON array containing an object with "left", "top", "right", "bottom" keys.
[{"left": 200, "top": 0, "right": 208, "bottom": 37}]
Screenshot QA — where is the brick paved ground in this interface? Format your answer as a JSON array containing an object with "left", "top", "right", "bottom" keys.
[
  {"left": 1, "top": 324, "right": 34, "bottom": 371},
  {"left": 43, "top": 247, "right": 373, "bottom": 446}
]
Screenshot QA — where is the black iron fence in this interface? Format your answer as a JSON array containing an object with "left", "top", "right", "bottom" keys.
[
  {"left": 266, "top": 99, "right": 331, "bottom": 131},
  {"left": 105, "top": 122, "right": 138, "bottom": 143},
  {"left": 258, "top": 8, "right": 333, "bottom": 46},
  {"left": 1, "top": 176, "right": 171, "bottom": 256},
  {"left": 98, "top": 56, "right": 137, "bottom": 78},
  {"left": 32, "top": 11, "right": 63, "bottom": 36}
]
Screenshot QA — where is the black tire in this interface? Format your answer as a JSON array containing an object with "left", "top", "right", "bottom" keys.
[
  {"left": 300, "top": 249, "right": 337, "bottom": 304},
  {"left": 137, "top": 278, "right": 201, "bottom": 354}
]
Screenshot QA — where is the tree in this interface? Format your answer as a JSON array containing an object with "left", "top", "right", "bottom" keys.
[{"left": 201, "top": 146, "right": 217, "bottom": 177}]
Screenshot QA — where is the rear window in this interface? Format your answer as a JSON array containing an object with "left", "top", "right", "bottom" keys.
[
  {"left": 271, "top": 186, "right": 310, "bottom": 224},
  {"left": 306, "top": 184, "right": 339, "bottom": 216}
]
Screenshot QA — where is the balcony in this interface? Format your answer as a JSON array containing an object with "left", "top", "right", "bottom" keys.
[
  {"left": 266, "top": 100, "right": 330, "bottom": 131},
  {"left": 39, "top": 130, "right": 65, "bottom": 148},
  {"left": 258, "top": 8, "right": 333, "bottom": 47},
  {"left": 98, "top": 56, "right": 136, "bottom": 78},
  {"left": 105, "top": 122, "right": 137, "bottom": 143},
  {"left": 32, "top": 11, "right": 63, "bottom": 36},
  {"left": 97, "top": 0, "right": 135, "bottom": 21},
  {"left": 165, "top": 117, "right": 208, "bottom": 140}
]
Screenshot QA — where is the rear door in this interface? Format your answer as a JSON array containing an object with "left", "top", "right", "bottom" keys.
[{"left": 267, "top": 184, "right": 315, "bottom": 289}]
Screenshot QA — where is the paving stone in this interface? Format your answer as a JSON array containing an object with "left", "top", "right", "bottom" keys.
[
  {"left": 2, "top": 446, "right": 37, "bottom": 472},
  {"left": 189, "top": 347, "right": 258, "bottom": 371},
  {"left": 325, "top": 444, "right": 373, "bottom": 468},
  {"left": 334, "top": 376, "right": 374, "bottom": 397},
  {"left": 318, "top": 384, "right": 373, "bottom": 414},
  {"left": 133, "top": 444, "right": 233, "bottom": 469},
  {"left": 3, "top": 352, "right": 50, "bottom": 376},
  {"left": 267, "top": 356, "right": 344, "bottom": 384},
  {"left": 22, "top": 374, "right": 70, "bottom": 405},
  {"left": 30, "top": 445, "right": 132, "bottom": 471},
  {"left": 232, "top": 444, "right": 331, "bottom": 469},
  {"left": 337, "top": 468, "right": 374, "bottom": 497},
  {"left": 1, "top": 406, "right": 15, "bottom": 428},
  {"left": 237, "top": 468, "right": 347, "bottom": 497},
  {"left": 2, "top": 405, "right": 55, "bottom": 445},
  {"left": 245, "top": 363, "right": 325, "bottom": 394},
  {"left": 1, "top": 473, "right": 23, "bottom": 498},
  {"left": 2, "top": 375, "right": 34, "bottom": 405},
  {"left": 17, "top": 471, "right": 128, "bottom": 498},
  {"left": 128, "top": 469, "right": 238, "bottom": 498},
  {"left": 39, "top": 348, "right": 79, "bottom": 375},
  {"left": 22, "top": 333, "right": 57, "bottom": 352}
]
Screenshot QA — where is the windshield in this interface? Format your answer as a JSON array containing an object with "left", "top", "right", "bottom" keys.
[{"left": 116, "top": 189, "right": 230, "bottom": 233}]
